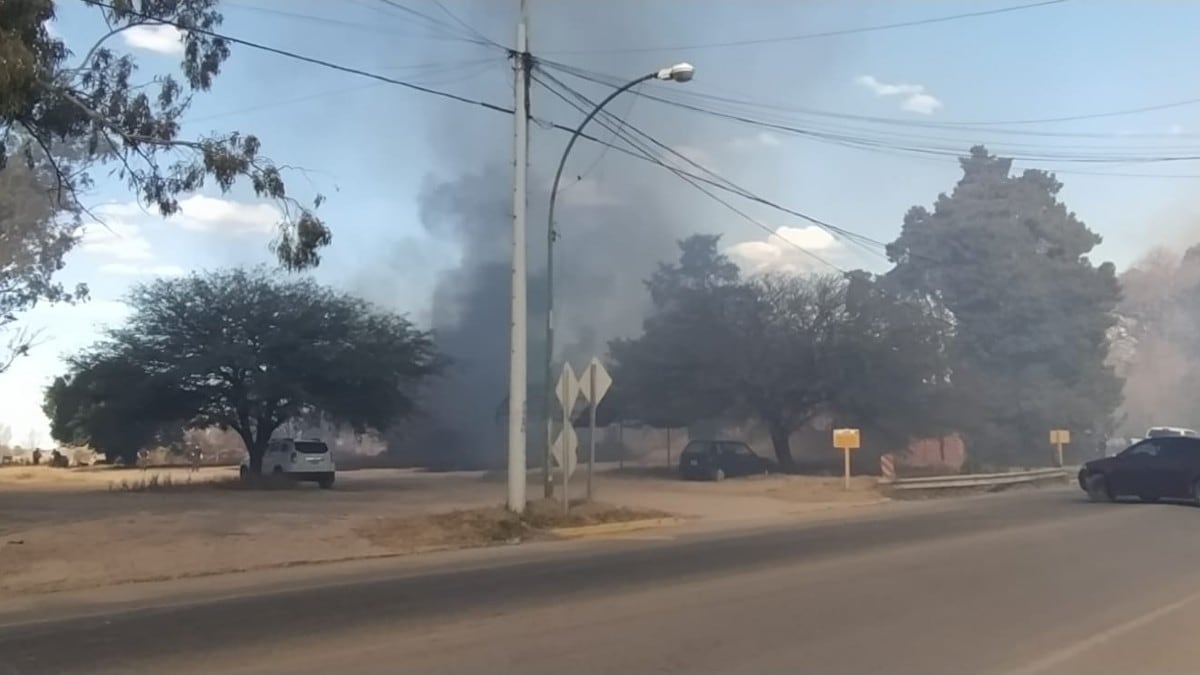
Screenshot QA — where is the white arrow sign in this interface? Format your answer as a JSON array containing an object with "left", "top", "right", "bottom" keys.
[
  {"left": 550, "top": 424, "right": 578, "bottom": 477},
  {"left": 555, "top": 362, "right": 579, "bottom": 414},
  {"left": 578, "top": 358, "right": 612, "bottom": 406}
]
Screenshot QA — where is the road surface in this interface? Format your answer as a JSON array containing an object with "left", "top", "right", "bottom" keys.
[{"left": 4, "top": 487, "right": 1200, "bottom": 674}]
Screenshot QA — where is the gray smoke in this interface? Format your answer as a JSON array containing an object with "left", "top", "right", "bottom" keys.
[{"left": 377, "top": 1, "right": 846, "bottom": 467}]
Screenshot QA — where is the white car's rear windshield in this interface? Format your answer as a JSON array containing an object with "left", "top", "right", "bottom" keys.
[{"left": 295, "top": 441, "right": 329, "bottom": 454}]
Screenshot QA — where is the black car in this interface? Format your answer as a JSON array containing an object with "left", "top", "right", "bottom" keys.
[
  {"left": 678, "top": 440, "right": 772, "bottom": 481},
  {"left": 1079, "top": 435, "right": 1200, "bottom": 503}
]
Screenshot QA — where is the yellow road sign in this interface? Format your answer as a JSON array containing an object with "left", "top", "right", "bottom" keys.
[{"left": 833, "top": 428, "right": 861, "bottom": 450}]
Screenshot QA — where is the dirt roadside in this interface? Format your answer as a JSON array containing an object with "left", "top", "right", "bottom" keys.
[{"left": 0, "top": 464, "right": 888, "bottom": 598}]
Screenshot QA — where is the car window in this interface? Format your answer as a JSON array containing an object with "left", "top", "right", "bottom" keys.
[
  {"left": 1120, "top": 441, "right": 1161, "bottom": 458},
  {"left": 727, "top": 443, "right": 756, "bottom": 458},
  {"left": 682, "top": 441, "right": 715, "bottom": 456},
  {"left": 1158, "top": 437, "right": 1200, "bottom": 460},
  {"left": 295, "top": 441, "right": 329, "bottom": 454}
]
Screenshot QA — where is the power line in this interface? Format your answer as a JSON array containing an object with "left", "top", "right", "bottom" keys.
[
  {"left": 533, "top": 74, "right": 966, "bottom": 332},
  {"left": 181, "top": 58, "right": 506, "bottom": 125},
  {"left": 224, "top": 1, "right": 494, "bottom": 46},
  {"left": 538, "top": 61, "right": 1200, "bottom": 170},
  {"left": 83, "top": 0, "right": 516, "bottom": 116},
  {"left": 431, "top": 0, "right": 508, "bottom": 50},
  {"left": 557, "top": 82, "right": 642, "bottom": 198},
  {"left": 533, "top": 70, "right": 853, "bottom": 272},
  {"left": 374, "top": 0, "right": 498, "bottom": 46},
  {"left": 541, "top": 59, "right": 1200, "bottom": 140},
  {"left": 541, "top": 0, "right": 1068, "bottom": 54}
]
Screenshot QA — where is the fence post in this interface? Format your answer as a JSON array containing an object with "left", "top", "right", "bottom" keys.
[{"left": 880, "top": 453, "right": 896, "bottom": 483}]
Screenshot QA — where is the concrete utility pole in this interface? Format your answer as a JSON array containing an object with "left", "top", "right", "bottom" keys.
[{"left": 506, "top": 0, "right": 530, "bottom": 514}]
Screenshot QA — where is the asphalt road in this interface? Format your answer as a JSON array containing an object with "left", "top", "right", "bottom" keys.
[{"left": 5, "top": 487, "right": 1200, "bottom": 674}]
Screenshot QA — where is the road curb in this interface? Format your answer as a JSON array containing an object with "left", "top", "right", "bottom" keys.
[{"left": 549, "top": 517, "right": 682, "bottom": 538}]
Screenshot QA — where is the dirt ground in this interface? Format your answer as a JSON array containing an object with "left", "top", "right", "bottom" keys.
[{"left": 0, "top": 463, "right": 886, "bottom": 596}]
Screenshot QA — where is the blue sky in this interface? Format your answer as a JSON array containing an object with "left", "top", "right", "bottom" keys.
[{"left": 5, "top": 0, "right": 1200, "bottom": 447}]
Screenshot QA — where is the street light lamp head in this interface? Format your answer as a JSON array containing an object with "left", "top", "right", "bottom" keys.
[{"left": 656, "top": 62, "right": 695, "bottom": 83}]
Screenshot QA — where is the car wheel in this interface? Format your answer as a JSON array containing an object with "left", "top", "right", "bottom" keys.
[
  {"left": 238, "top": 466, "right": 250, "bottom": 482},
  {"left": 711, "top": 468, "right": 725, "bottom": 482},
  {"left": 1191, "top": 478, "right": 1200, "bottom": 506},
  {"left": 1085, "top": 474, "right": 1114, "bottom": 502},
  {"left": 317, "top": 474, "right": 335, "bottom": 490}
]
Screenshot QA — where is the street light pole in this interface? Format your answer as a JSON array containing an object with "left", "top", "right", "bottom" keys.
[{"left": 541, "top": 63, "right": 695, "bottom": 498}]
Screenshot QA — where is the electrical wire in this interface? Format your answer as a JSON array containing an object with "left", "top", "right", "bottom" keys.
[
  {"left": 540, "top": 0, "right": 1068, "bottom": 54},
  {"left": 533, "top": 73, "right": 967, "bottom": 331},
  {"left": 432, "top": 0, "right": 509, "bottom": 50},
  {"left": 541, "top": 59, "right": 1200, "bottom": 140},
  {"left": 83, "top": 0, "right": 516, "bottom": 117},
  {"left": 538, "top": 60, "right": 1200, "bottom": 172},
  {"left": 534, "top": 70, "right": 853, "bottom": 272},
  {"left": 181, "top": 59, "right": 504, "bottom": 126},
  {"left": 375, "top": 0, "right": 498, "bottom": 46},
  {"left": 557, "top": 82, "right": 641, "bottom": 198},
  {"left": 224, "top": 1, "right": 495, "bottom": 46}
]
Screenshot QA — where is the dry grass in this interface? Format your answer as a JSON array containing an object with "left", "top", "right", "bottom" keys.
[
  {"left": 356, "top": 500, "right": 672, "bottom": 553},
  {"left": 107, "top": 474, "right": 302, "bottom": 493}
]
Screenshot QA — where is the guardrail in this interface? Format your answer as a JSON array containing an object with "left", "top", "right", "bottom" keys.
[{"left": 882, "top": 466, "right": 1071, "bottom": 491}]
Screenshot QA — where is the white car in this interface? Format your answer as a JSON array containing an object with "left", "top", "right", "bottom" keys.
[
  {"left": 240, "top": 438, "right": 335, "bottom": 489},
  {"left": 1145, "top": 426, "right": 1199, "bottom": 439}
]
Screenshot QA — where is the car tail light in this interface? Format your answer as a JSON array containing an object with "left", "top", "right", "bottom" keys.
[{"left": 290, "top": 452, "right": 297, "bottom": 462}]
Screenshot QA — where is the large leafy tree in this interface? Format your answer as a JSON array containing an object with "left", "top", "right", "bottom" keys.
[
  {"left": 607, "top": 235, "right": 743, "bottom": 432},
  {"left": 43, "top": 353, "right": 190, "bottom": 463},
  {"left": 610, "top": 236, "right": 952, "bottom": 468},
  {"left": 1, "top": 1, "right": 331, "bottom": 367},
  {"left": 885, "top": 146, "right": 1122, "bottom": 463},
  {"left": 828, "top": 270, "right": 957, "bottom": 450},
  {"left": 53, "top": 268, "right": 443, "bottom": 471}
]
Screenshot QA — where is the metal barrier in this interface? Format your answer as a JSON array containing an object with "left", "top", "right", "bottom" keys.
[{"left": 882, "top": 467, "right": 1070, "bottom": 491}]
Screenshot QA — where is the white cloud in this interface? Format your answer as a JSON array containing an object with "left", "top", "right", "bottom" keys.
[
  {"left": 726, "top": 225, "right": 843, "bottom": 275},
  {"left": 855, "top": 75, "right": 943, "bottom": 115},
  {"left": 901, "top": 93, "right": 944, "bottom": 115},
  {"left": 121, "top": 24, "right": 185, "bottom": 55},
  {"left": 175, "top": 195, "right": 280, "bottom": 235},
  {"left": 79, "top": 220, "right": 154, "bottom": 261},
  {"left": 729, "top": 131, "right": 782, "bottom": 151},
  {"left": 99, "top": 263, "right": 187, "bottom": 277}
]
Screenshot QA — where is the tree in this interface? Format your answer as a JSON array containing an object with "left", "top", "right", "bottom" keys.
[
  {"left": 885, "top": 146, "right": 1122, "bottom": 463},
  {"left": 1, "top": 1, "right": 331, "bottom": 365},
  {"left": 76, "top": 268, "right": 442, "bottom": 472},
  {"left": 0, "top": 137, "right": 87, "bottom": 372},
  {"left": 830, "top": 271, "right": 957, "bottom": 450},
  {"left": 610, "top": 236, "right": 953, "bottom": 468},
  {"left": 43, "top": 353, "right": 188, "bottom": 463},
  {"left": 607, "top": 235, "right": 743, "bottom": 431}
]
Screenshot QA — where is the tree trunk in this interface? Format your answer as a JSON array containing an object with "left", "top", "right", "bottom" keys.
[
  {"left": 768, "top": 422, "right": 794, "bottom": 471},
  {"left": 235, "top": 428, "right": 264, "bottom": 474},
  {"left": 248, "top": 444, "right": 265, "bottom": 474}
]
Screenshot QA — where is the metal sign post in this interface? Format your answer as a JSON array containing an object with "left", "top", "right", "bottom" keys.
[
  {"left": 577, "top": 357, "right": 612, "bottom": 502},
  {"left": 554, "top": 363, "right": 579, "bottom": 513}
]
